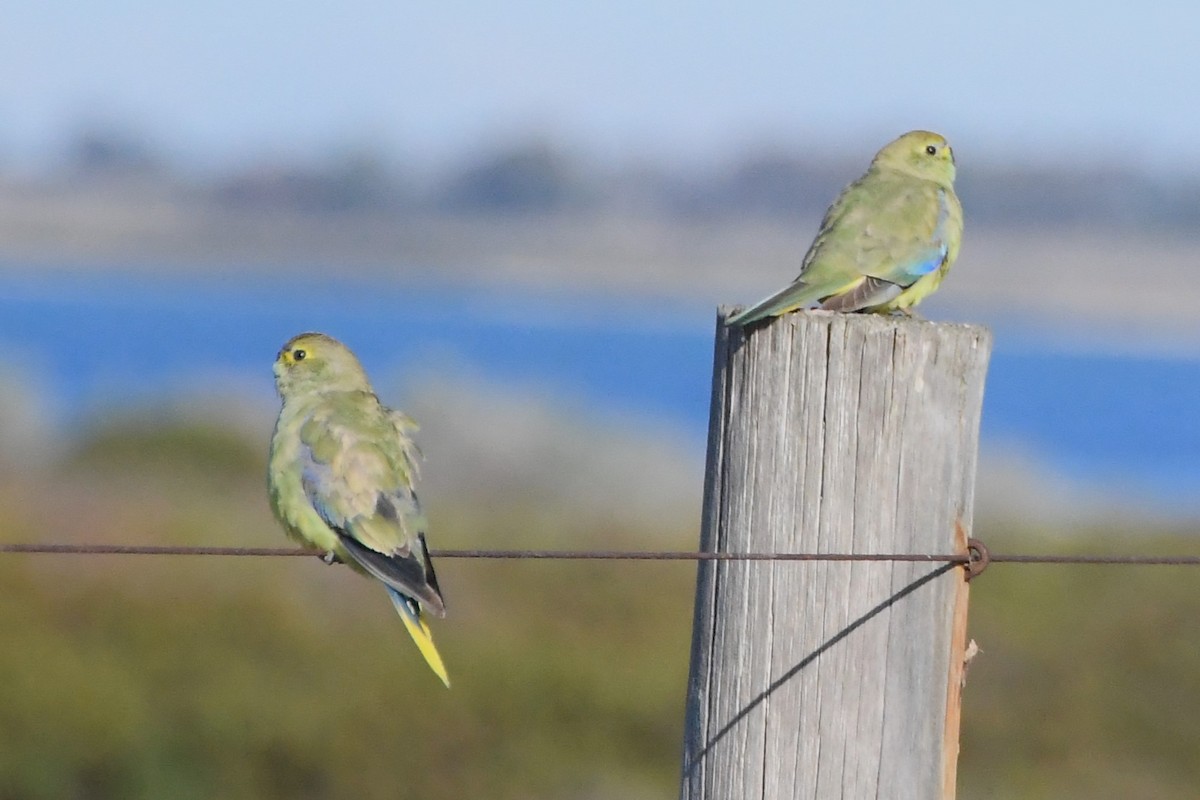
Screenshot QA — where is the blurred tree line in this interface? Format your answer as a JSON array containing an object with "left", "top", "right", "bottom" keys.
[{"left": 36, "top": 125, "right": 1200, "bottom": 228}]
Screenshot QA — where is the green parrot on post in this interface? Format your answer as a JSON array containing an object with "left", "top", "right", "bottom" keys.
[
  {"left": 268, "top": 332, "right": 449, "bottom": 687},
  {"left": 728, "top": 130, "right": 963, "bottom": 325}
]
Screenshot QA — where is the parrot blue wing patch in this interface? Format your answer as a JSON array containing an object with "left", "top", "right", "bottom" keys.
[
  {"left": 893, "top": 187, "right": 953, "bottom": 283},
  {"left": 910, "top": 246, "right": 947, "bottom": 276},
  {"left": 896, "top": 243, "right": 948, "bottom": 283}
]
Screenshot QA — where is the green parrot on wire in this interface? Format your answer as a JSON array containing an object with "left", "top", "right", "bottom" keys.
[
  {"left": 728, "top": 130, "right": 963, "bottom": 325},
  {"left": 268, "top": 332, "right": 449, "bottom": 687}
]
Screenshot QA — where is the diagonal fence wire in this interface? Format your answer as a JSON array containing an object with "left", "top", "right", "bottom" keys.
[{"left": 1, "top": 542, "right": 1199, "bottom": 566}]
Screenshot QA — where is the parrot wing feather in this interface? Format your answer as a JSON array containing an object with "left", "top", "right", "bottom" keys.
[
  {"left": 818, "top": 276, "right": 904, "bottom": 312},
  {"left": 297, "top": 397, "right": 445, "bottom": 616}
]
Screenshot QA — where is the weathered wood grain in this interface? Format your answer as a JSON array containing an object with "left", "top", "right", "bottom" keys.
[{"left": 680, "top": 310, "right": 991, "bottom": 800}]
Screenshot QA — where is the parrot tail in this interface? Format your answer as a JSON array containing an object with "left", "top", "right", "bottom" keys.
[
  {"left": 727, "top": 280, "right": 823, "bottom": 326},
  {"left": 386, "top": 587, "right": 451, "bottom": 688}
]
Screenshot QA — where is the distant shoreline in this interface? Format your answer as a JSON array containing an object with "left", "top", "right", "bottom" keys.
[{"left": 2, "top": 182, "right": 1199, "bottom": 332}]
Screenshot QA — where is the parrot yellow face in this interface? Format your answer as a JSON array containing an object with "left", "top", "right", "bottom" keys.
[
  {"left": 871, "top": 130, "right": 956, "bottom": 187},
  {"left": 273, "top": 331, "right": 370, "bottom": 399}
]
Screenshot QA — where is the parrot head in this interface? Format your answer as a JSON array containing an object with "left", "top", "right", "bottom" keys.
[
  {"left": 872, "top": 130, "right": 956, "bottom": 186},
  {"left": 273, "top": 331, "right": 371, "bottom": 399}
]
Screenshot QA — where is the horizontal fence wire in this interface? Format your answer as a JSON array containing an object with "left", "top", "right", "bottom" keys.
[{"left": 1, "top": 542, "right": 1199, "bottom": 565}]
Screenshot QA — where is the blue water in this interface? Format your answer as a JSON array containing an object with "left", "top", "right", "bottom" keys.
[
  {"left": 2, "top": 268, "right": 1198, "bottom": 504},
  {"left": 0, "top": 269, "right": 715, "bottom": 429}
]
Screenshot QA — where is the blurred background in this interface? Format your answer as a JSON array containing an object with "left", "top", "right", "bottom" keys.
[{"left": 2, "top": 2, "right": 1199, "bottom": 798}]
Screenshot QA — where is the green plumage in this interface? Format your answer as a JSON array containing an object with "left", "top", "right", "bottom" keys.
[
  {"left": 729, "top": 130, "right": 963, "bottom": 325},
  {"left": 267, "top": 332, "right": 449, "bottom": 686}
]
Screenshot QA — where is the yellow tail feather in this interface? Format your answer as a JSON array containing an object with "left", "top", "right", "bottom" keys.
[{"left": 389, "top": 590, "right": 451, "bottom": 688}]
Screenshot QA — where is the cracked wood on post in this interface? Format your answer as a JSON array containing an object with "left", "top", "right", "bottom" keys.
[{"left": 679, "top": 310, "right": 991, "bottom": 800}]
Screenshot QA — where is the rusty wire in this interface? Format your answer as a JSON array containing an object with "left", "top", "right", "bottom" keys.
[{"left": 0, "top": 541, "right": 1198, "bottom": 567}]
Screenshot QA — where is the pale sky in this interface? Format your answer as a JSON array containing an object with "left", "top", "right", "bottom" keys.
[{"left": 3, "top": 1, "right": 1199, "bottom": 174}]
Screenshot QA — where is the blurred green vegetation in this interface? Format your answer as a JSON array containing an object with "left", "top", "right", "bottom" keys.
[
  {"left": 0, "top": 418, "right": 696, "bottom": 800},
  {"left": 65, "top": 417, "right": 263, "bottom": 484},
  {"left": 959, "top": 525, "right": 1200, "bottom": 800},
  {"left": 1, "top": 419, "right": 1198, "bottom": 799}
]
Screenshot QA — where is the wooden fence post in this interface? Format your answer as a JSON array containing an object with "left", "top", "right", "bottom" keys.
[{"left": 679, "top": 309, "right": 992, "bottom": 800}]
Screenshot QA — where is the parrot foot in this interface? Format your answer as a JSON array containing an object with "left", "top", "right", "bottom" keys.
[{"left": 321, "top": 550, "right": 342, "bottom": 565}]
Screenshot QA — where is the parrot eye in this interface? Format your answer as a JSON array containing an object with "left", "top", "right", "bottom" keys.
[
  {"left": 292, "top": 349, "right": 307, "bottom": 361},
  {"left": 925, "top": 145, "right": 938, "bottom": 156}
]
